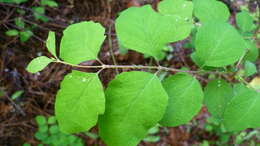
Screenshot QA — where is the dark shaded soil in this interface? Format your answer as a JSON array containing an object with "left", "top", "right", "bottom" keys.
[{"left": 0, "top": 0, "right": 259, "bottom": 146}]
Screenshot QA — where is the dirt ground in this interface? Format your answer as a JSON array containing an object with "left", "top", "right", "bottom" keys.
[{"left": 0, "top": 0, "right": 259, "bottom": 146}]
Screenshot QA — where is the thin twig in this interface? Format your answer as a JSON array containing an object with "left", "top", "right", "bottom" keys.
[
  {"left": 108, "top": 23, "right": 119, "bottom": 74},
  {"left": 55, "top": 60, "right": 221, "bottom": 75}
]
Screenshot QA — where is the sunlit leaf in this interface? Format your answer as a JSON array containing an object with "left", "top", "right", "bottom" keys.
[
  {"left": 195, "top": 22, "right": 246, "bottom": 67},
  {"left": 99, "top": 71, "right": 168, "bottom": 146},
  {"left": 55, "top": 71, "right": 105, "bottom": 133},
  {"left": 160, "top": 73, "right": 203, "bottom": 126},
  {"left": 60, "top": 21, "right": 106, "bottom": 64},
  {"left": 193, "top": 0, "right": 230, "bottom": 23},
  {"left": 26, "top": 56, "right": 53, "bottom": 73}
]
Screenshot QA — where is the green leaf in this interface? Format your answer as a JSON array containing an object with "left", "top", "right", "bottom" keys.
[
  {"left": 195, "top": 22, "right": 246, "bottom": 67},
  {"left": 40, "top": 0, "right": 58, "bottom": 7},
  {"left": 33, "top": 6, "right": 44, "bottom": 15},
  {"left": 158, "top": 0, "right": 193, "bottom": 44},
  {"left": 223, "top": 84, "right": 260, "bottom": 131},
  {"left": 158, "top": 0, "right": 193, "bottom": 18},
  {"left": 15, "top": 17, "right": 25, "bottom": 29},
  {"left": 35, "top": 131, "right": 48, "bottom": 140},
  {"left": 39, "top": 125, "right": 48, "bottom": 133},
  {"left": 55, "top": 71, "right": 105, "bottom": 133},
  {"left": 35, "top": 115, "right": 47, "bottom": 125},
  {"left": 19, "top": 30, "right": 33, "bottom": 42},
  {"left": 32, "top": 7, "right": 48, "bottom": 22},
  {"left": 14, "top": 17, "right": 25, "bottom": 29},
  {"left": 60, "top": 21, "right": 106, "bottom": 64},
  {"left": 160, "top": 73, "right": 203, "bottom": 127},
  {"left": 193, "top": 0, "right": 230, "bottom": 23},
  {"left": 204, "top": 79, "right": 233, "bottom": 120},
  {"left": 47, "top": 116, "right": 56, "bottom": 124},
  {"left": 46, "top": 31, "right": 57, "bottom": 58},
  {"left": 26, "top": 56, "right": 53, "bottom": 73},
  {"left": 99, "top": 71, "right": 168, "bottom": 146},
  {"left": 244, "top": 40, "right": 259, "bottom": 62},
  {"left": 244, "top": 61, "right": 257, "bottom": 77},
  {"left": 49, "top": 125, "right": 59, "bottom": 134},
  {"left": 0, "top": 0, "right": 27, "bottom": 4},
  {"left": 22, "top": 143, "right": 30, "bottom": 146},
  {"left": 11, "top": 90, "right": 24, "bottom": 100},
  {"left": 116, "top": 5, "right": 192, "bottom": 60},
  {"left": 190, "top": 52, "right": 204, "bottom": 67},
  {"left": 5, "top": 29, "right": 19, "bottom": 36},
  {"left": 236, "top": 10, "right": 256, "bottom": 32}
]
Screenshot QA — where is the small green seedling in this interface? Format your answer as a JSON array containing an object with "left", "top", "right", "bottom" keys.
[
  {"left": 25, "top": 115, "right": 84, "bottom": 146},
  {"left": 3, "top": 0, "right": 58, "bottom": 42}
]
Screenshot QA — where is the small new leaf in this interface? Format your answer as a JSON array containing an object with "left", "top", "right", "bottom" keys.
[
  {"left": 244, "top": 61, "right": 257, "bottom": 77},
  {"left": 26, "top": 56, "right": 53, "bottom": 73},
  {"left": 19, "top": 30, "right": 33, "bottom": 42},
  {"left": 11, "top": 90, "right": 24, "bottom": 100},
  {"left": 236, "top": 10, "right": 256, "bottom": 32},
  {"left": 46, "top": 31, "right": 57, "bottom": 58},
  {"left": 40, "top": 0, "right": 58, "bottom": 7},
  {"left": 6, "top": 29, "right": 19, "bottom": 36}
]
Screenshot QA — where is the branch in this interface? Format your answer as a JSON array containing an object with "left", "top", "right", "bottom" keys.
[{"left": 55, "top": 60, "right": 221, "bottom": 75}]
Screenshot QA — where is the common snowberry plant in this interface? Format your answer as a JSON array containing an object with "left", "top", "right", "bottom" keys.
[{"left": 26, "top": 0, "right": 259, "bottom": 145}]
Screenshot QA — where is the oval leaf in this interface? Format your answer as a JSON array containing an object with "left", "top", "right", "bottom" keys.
[
  {"left": 60, "top": 21, "right": 106, "bottom": 64},
  {"left": 223, "top": 84, "right": 260, "bottom": 131},
  {"left": 195, "top": 22, "right": 246, "bottom": 67},
  {"left": 160, "top": 73, "right": 203, "bottom": 127},
  {"left": 99, "top": 71, "right": 168, "bottom": 146},
  {"left": 26, "top": 56, "right": 53, "bottom": 73},
  {"left": 6, "top": 29, "right": 19, "bottom": 36},
  {"left": 55, "top": 71, "right": 105, "bottom": 133},
  {"left": 244, "top": 40, "right": 259, "bottom": 62},
  {"left": 116, "top": 5, "right": 192, "bottom": 60},
  {"left": 236, "top": 10, "right": 256, "bottom": 32},
  {"left": 46, "top": 31, "right": 57, "bottom": 58},
  {"left": 193, "top": 0, "right": 230, "bottom": 23},
  {"left": 204, "top": 79, "right": 233, "bottom": 120},
  {"left": 158, "top": 0, "right": 193, "bottom": 44},
  {"left": 158, "top": 0, "right": 193, "bottom": 18},
  {"left": 244, "top": 61, "right": 257, "bottom": 77}
]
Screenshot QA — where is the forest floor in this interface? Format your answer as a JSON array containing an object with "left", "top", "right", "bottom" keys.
[{"left": 0, "top": 0, "right": 259, "bottom": 146}]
